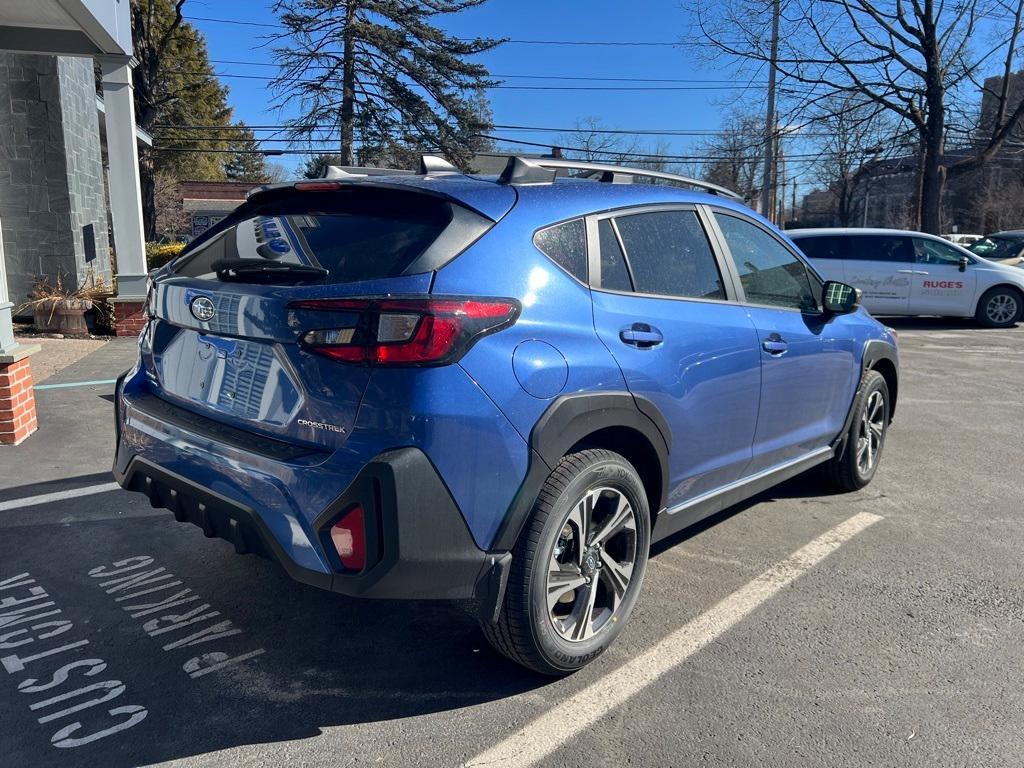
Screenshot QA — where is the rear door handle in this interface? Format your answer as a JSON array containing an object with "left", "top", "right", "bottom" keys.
[
  {"left": 620, "top": 323, "right": 663, "bottom": 348},
  {"left": 762, "top": 333, "right": 788, "bottom": 355}
]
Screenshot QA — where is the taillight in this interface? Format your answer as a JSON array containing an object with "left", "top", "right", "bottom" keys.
[
  {"left": 290, "top": 297, "right": 520, "bottom": 366},
  {"left": 329, "top": 505, "right": 366, "bottom": 571}
]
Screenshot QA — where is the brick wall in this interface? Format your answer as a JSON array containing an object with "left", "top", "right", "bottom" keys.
[
  {"left": 112, "top": 300, "right": 146, "bottom": 337},
  {"left": 0, "top": 358, "right": 38, "bottom": 445}
]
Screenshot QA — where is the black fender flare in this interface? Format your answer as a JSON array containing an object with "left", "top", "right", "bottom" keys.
[
  {"left": 862, "top": 338, "right": 899, "bottom": 417},
  {"left": 490, "top": 392, "right": 671, "bottom": 552},
  {"left": 833, "top": 338, "right": 899, "bottom": 452}
]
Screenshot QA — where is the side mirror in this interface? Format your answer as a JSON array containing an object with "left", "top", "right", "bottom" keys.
[
  {"left": 822, "top": 281, "right": 860, "bottom": 315},
  {"left": 959, "top": 256, "right": 969, "bottom": 272}
]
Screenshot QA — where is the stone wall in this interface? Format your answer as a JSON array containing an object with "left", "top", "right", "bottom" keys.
[
  {"left": 58, "top": 56, "right": 111, "bottom": 289},
  {"left": 0, "top": 53, "right": 110, "bottom": 310}
]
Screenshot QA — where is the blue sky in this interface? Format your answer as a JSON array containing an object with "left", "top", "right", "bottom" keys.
[{"left": 184, "top": 0, "right": 753, "bottom": 166}]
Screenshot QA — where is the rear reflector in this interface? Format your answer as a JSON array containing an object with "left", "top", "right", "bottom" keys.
[
  {"left": 330, "top": 505, "right": 366, "bottom": 571},
  {"left": 290, "top": 296, "right": 520, "bottom": 366}
]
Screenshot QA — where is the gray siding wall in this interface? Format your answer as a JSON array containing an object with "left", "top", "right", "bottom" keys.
[{"left": 0, "top": 53, "right": 110, "bottom": 308}]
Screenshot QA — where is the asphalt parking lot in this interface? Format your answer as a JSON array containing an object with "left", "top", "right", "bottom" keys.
[{"left": 2, "top": 320, "right": 1023, "bottom": 768}]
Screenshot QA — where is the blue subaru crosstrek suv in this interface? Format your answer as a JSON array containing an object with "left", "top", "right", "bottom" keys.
[{"left": 114, "top": 156, "right": 898, "bottom": 674}]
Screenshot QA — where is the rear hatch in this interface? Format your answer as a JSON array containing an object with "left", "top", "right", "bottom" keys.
[{"left": 142, "top": 181, "right": 506, "bottom": 451}]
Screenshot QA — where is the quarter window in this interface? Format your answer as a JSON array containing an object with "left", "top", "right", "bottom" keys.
[
  {"left": 597, "top": 219, "right": 633, "bottom": 291},
  {"left": 613, "top": 211, "right": 725, "bottom": 300},
  {"left": 534, "top": 219, "right": 588, "bottom": 282},
  {"left": 714, "top": 213, "right": 816, "bottom": 311}
]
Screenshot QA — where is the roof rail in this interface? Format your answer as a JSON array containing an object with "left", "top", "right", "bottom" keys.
[{"left": 497, "top": 156, "right": 742, "bottom": 199}]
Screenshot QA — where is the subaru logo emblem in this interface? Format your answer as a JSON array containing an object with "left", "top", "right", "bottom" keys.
[{"left": 190, "top": 296, "right": 216, "bottom": 322}]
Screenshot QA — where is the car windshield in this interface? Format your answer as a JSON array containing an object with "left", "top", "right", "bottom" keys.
[{"left": 969, "top": 236, "right": 1023, "bottom": 260}]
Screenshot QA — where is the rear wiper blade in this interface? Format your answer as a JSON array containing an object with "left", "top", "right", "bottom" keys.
[{"left": 212, "top": 258, "right": 327, "bottom": 282}]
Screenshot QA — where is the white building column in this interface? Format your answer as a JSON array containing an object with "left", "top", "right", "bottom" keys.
[
  {"left": 0, "top": 216, "right": 14, "bottom": 353},
  {"left": 98, "top": 54, "right": 149, "bottom": 334}
]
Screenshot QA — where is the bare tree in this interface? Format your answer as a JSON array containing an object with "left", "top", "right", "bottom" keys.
[
  {"left": 696, "top": 111, "right": 763, "bottom": 199},
  {"left": 689, "top": 0, "right": 1024, "bottom": 234},
  {"left": 555, "top": 118, "right": 644, "bottom": 162},
  {"left": 808, "top": 96, "right": 897, "bottom": 225}
]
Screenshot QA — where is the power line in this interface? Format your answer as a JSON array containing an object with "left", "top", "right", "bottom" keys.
[
  {"left": 186, "top": 15, "right": 679, "bottom": 45},
  {"left": 168, "top": 69, "right": 758, "bottom": 90},
  {"left": 205, "top": 59, "right": 753, "bottom": 84},
  {"left": 155, "top": 123, "right": 836, "bottom": 139}
]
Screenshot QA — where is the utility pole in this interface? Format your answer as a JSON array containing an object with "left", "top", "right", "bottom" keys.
[{"left": 760, "top": 0, "right": 781, "bottom": 222}]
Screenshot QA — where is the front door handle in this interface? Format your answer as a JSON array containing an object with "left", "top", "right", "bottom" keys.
[
  {"left": 762, "top": 333, "right": 788, "bottom": 355},
  {"left": 896, "top": 269, "right": 915, "bottom": 274},
  {"left": 620, "top": 323, "right": 663, "bottom": 348}
]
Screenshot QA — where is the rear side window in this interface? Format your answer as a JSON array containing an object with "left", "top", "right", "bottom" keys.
[
  {"left": 597, "top": 219, "right": 633, "bottom": 291},
  {"left": 174, "top": 188, "right": 462, "bottom": 284},
  {"left": 534, "top": 219, "right": 588, "bottom": 282},
  {"left": 847, "top": 235, "right": 914, "bottom": 263},
  {"left": 714, "top": 212, "right": 816, "bottom": 311},
  {"left": 794, "top": 235, "right": 848, "bottom": 260},
  {"left": 614, "top": 211, "right": 725, "bottom": 300}
]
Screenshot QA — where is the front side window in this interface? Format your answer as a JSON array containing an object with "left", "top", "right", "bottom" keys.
[
  {"left": 914, "top": 237, "right": 969, "bottom": 266},
  {"left": 714, "top": 213, "right": 816, "bottom": 311},
  {"left": 613, "top": 211, "right": 725, "bottom": 300},
  {"left": 534, "top": 219, "right": 588, "bottom": 282}
]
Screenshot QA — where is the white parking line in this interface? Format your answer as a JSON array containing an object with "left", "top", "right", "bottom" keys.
[
  {"left": 466, "top": 511, "right": 882, "bottom": 768},
  {"left": 0, "top": 482, "right": 121, "bottom": 513}
]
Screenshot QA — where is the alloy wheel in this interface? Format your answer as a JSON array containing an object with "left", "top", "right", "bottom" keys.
[
  {"left": 856, "top": 390, "right": 886, "bottom": 475},
  {"left": 986, "top": 294, "right": 1019, "bottom": 325},
  {"left": 546, "top": 487, "right": 639, "bottom": 642}
]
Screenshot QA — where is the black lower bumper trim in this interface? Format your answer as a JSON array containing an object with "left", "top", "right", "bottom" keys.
[
  {"left": 114, "top": 448, "right": 504, "bottom": 603},
  {"left": 115, "top": 457, "right": 333, "bottom": 591}
]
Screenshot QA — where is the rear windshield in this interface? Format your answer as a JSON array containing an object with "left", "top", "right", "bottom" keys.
[{"left": 173, "top": 188, "right": 456, "bottom": 284}]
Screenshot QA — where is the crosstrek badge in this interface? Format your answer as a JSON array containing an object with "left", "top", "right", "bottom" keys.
[{"left": 297, "top": 418, "right": 346, "bottom": 434}]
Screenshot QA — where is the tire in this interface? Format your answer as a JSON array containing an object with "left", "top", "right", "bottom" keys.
[
  {"left": 975, "top": 286, "right": 1023, "bottom": 328},
  {"left": 481, "top": 449, "right": 651, "bottom": 675},
  {"left": 824, "top": 369, "right": 890, "bottom": 492}
]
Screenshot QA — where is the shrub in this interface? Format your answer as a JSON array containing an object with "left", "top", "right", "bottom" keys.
[{"left": 146, "top": 242, "right": 186, "bottom": 269}]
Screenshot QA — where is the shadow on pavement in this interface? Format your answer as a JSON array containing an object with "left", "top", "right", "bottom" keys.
[{"left": 1, "top": 500, "right": 545, "bottom": 767}]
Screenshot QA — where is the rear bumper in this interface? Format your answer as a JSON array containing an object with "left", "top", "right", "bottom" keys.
[
  {"left": 113, "top": 375, "right": 510, "bottom": 607},
  {"left": 113, "top": 450, "right": 502, "bottom": 601}
]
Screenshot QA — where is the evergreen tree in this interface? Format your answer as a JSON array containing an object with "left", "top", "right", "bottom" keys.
[
  {"left": 130, "top": 0, "right": 234, "bottom": 238},
  {"left": 299, "top": 154, "right": 345, "bottom": 179},
  {"left": 270, "top": 0, "right": 502, "bottom": 169},
  {"left": 224, "top": 124, "right": 271, "bottom": 183}
]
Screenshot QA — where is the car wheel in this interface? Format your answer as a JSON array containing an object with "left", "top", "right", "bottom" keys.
[
  {"left": 481, "top": 449, "right": 650, "bottom": 675},
  {"left": 975, "top": 286, "right": 1023, "bottom": 328},
  {"left": 825, "top": 369, "right": 890, "bottom": 492}
]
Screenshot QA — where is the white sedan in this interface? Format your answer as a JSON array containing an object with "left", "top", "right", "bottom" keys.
[{"left": 790, "top": 228, "right": 1024, "bottom": 328}]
